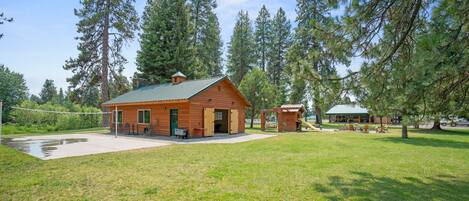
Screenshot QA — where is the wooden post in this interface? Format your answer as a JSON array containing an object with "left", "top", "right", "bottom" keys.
[
  {"left": 115, "top": 105, "right": 118, "bottom": 138},
  {"left": 260, "top": 111, "right": 266, "bottom": 131},
  {"left": 277, "top": 110, "right": 283, "bottom": 132}
]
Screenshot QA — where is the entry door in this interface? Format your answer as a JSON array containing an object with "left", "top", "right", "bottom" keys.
[
  {"left": 170, "top": 109, "right": 178, "bottom": 135},
  {"left": 230, "top": 109, "right": 239, "bottom": 134},
  {"left": 204, "top": 108, "right": 214, "bottom": 136}
]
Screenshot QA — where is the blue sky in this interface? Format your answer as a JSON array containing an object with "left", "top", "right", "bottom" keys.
[{"left": 0, "top": 0, "right": 358, "bottom": 96}]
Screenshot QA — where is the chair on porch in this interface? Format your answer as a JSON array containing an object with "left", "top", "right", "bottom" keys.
[{"left": 143, "top": 124, "right": 153, "bottom": 136}]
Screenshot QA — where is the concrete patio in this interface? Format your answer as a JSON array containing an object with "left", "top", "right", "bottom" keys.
[{"left": 3, "top": 133, "right": 274, "bottom": 160}]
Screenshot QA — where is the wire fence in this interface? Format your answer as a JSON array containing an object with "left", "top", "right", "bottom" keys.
[{"left": 1, "top": 104, "right": 113, "bottom": 137}]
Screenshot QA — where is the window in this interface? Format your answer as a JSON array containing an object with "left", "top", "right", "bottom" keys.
[
  {"left": 113, "top": 110, "right": 123, "bottom": 124},
  {"left": 215, "top": 111, "right": 223, "bottom": 121},
  {"left": 138, "top": 109, "right": 151, "bottom": 124}
]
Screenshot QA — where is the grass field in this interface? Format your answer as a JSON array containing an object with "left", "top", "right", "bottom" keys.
[
  {"left": 1, "top": 126, "right": 469, "bottom": 200},
  {"left": 1, "top": 124, "right": 108, "bottom": 136}
]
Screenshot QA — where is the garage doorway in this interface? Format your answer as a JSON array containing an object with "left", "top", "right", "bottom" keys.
[{"left": 214, "top": 109, "right": 228, "bottom": 134}]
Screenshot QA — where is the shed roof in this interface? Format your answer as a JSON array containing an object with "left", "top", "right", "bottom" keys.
[
  {"left": 172, "top": 71, "right": 186, "bottom": 78},
  {"left": 325, "top": 104, "right": 368, "bottom": 115},
  {"left": 103, "top": 76, "right": 249, "bottom": 106}
]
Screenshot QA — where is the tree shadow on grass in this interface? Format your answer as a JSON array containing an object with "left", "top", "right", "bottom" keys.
[
  {"left": 313, "top": 171, "right": 469, "bottom": 201},
  {"left": 409, "top": 128, "right": 469, "bottom": 136},
  {"left": 375, "top": 137, "right": 469, "bottom": 149}
]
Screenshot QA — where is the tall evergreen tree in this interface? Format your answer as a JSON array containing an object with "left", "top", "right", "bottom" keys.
[
  {"left": 137, "top": 0, "right": 194, "bottom": 84},
  {"left": 268, "top": 8, "right": 290, "bottom": 86},
  {"left": 287, "top": 0, "right": 350, "bottom": 124},
  {"left": 109, "top": 73, "right": 131, "bottom": 98},
  {"left": 227, "top": 11, "right": 256, "bottom": 86},
  {"left": 254, "top": 5, "right": 271, "bottom": 71},
  {"left": 344, "top": 0, "right": 428, "bottom": 138},
  {"left": 64, "top": 0, "right": 138, "bottom": 108},
  {"left": 189, "top": 0, "right": 223, "bottom": 77},
  {"left": 267, "top": 8, "right": 291, "bottom": 105},
  {"left": 39, "top": 79, "right": 58, "bottom": 104},
  {"left": 57, "top": 88, "right": 65, "bottom": 105}
]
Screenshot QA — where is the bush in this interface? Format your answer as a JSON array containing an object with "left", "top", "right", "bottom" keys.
[{"left": 9, "top": 100, "right": 103, "bottom": 132}]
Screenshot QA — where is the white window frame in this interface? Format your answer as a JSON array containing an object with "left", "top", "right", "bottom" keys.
[
  {"left": 137, "top": 109, "right": 151, "bottom": 124},
  {"left": 215, "top": 111, "right": 223, "bottom": 121},
  {"left": 113, "top": 110, "right": 123, "bottom": 124}
]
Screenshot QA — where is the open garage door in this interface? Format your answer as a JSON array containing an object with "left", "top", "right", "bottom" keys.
[
  {"left": 230, "top": 109, "right": 238, "bottom": 134},
  {"left": 204, "top": 108, "right": 214, "bottom": 136}
]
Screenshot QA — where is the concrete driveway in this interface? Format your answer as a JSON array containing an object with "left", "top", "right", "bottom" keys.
[{"left": 2, "top": 133, "right": 273, "bottom": 160}]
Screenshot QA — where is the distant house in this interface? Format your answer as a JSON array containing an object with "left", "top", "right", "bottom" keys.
[
  {"left": 102, "top": 72, "right": 251, "bottom": 137},
  {"left": 326, "top": 104, "right": 392, "bottom": 124}
]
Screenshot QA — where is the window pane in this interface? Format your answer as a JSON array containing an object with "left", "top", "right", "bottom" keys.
[
  {"left": 138, "top": 111, "right": 144, "bottom": 123},
  {"left": 118, "top": 111, "right": 123, "bottom": 123},
  {"left": 144, "top": 110, "right": 150, "bottom": 123}
]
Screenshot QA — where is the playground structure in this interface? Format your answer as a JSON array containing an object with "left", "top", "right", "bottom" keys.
[{"left": 260, "top": 104, "right": 321, "bottom": 132}]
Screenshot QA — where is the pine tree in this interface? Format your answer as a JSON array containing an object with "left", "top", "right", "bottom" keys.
[
  {"left": 137, "top": 0, "right": 194, "bottom": 84},
  {"left": 254, "top": 5, "right": 271, "bottom": 71},
  {"left": 57, "top": 88, "right": 65, "bottom": 105},
  {"left": 268, "top": 8, "right": 290, "bottom": 86},
  {"left": 64, "top": 0, "right": 138, "bottom": 107},
  {"left": 287, "top": 0, "right": 350, "bottom": 124},
  {"left": 110, "top": 73, "right": 131, "bottom": 98},
  {"left": 189, "top": 0, "right": 223, "bottom": 77},
  {"left": 344, "top": 0, "right": 427, "bottom": 138},
  {"left": 39, "top": 79, "right": 58, "bottom": 104},
  {"left": 227, "top": 11, "right": 256, "bottom": 86},
  {"left": 239, "top": 68, "right": 276, "bottom": 128},
  {"left": 267, "top": 8, "right": 291, "bottom": 105}
]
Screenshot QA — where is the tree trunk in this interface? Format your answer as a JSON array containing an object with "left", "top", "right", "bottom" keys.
[
  {"left": 380, "top": 116, "right": 383, "bottom": 130},
  {"left": 250, "top": 108, "right": 255, "bottom": 128},
  {"left": 432, "top": 118, "right": 442, "bottom": 130},
  {"left": 101, "top": 0, "right": 111, "bottom": 127},
  {"left": 402, "top": 125, "right": 408, "bottom": 139},
  {"left": 315, "top": 105, "right": 322, "bottom": 125}
]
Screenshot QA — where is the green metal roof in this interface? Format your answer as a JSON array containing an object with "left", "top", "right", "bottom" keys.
[
  {"left": 325, "top": 104, "right": 369, "bottom": 115},
  {"left": 103, "top": 76, "right": 226, "bottom": 105}
]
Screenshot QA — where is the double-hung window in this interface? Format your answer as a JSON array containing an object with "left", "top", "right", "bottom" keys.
[{"left": 138, "top": 109, "right": 151, "bottom": 124}]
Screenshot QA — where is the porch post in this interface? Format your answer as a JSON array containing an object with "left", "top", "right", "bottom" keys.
[
  {"left": 115, "top": 105, "right": 118, "bottom": 138},
  {"left": 260, "top": 111, "right": 265, "bottom": 131}
]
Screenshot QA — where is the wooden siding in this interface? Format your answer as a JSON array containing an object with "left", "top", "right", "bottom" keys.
[
  {"left": 278, "top": 112, "right": 300, "bottom": 132},
  {"left": 189, "top": 79, "right": 247, "bottom": 137},
  {"left": 110, "top": 102, "right": 190, "bottom": 136},
  {"left": 108, "top": 78, "right": 249, "bottom": 137}
]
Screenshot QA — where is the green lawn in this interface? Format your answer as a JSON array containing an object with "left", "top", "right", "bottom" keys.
[
  {"left": 1, "top": 124, "right": 108, "bottom": 136},
  {"left": 1, "top": 127, "right": 469, "bottom": 200}
]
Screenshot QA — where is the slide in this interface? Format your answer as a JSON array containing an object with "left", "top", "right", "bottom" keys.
[{"left": 300, "top": 119, "right": 321, "bottom": 131}]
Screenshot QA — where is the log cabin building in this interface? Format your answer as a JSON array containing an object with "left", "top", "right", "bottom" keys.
[{"left": 102, "top": 72, "right": 251, "bottom": 137}]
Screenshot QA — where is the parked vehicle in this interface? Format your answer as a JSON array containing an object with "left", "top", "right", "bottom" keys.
[
  {"left": 453, "top": 118, "right": 469, "bottom": 127},
  {"left": 441, "top": 117, "right": 469, "bottom": 127}
]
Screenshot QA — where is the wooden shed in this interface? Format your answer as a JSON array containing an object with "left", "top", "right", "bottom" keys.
[
  {"left": 102, "top": 72, "right": 251, "bottom": 137},
  {"left": 261, "top": 104, "right": 305, "bottom": 132}
]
